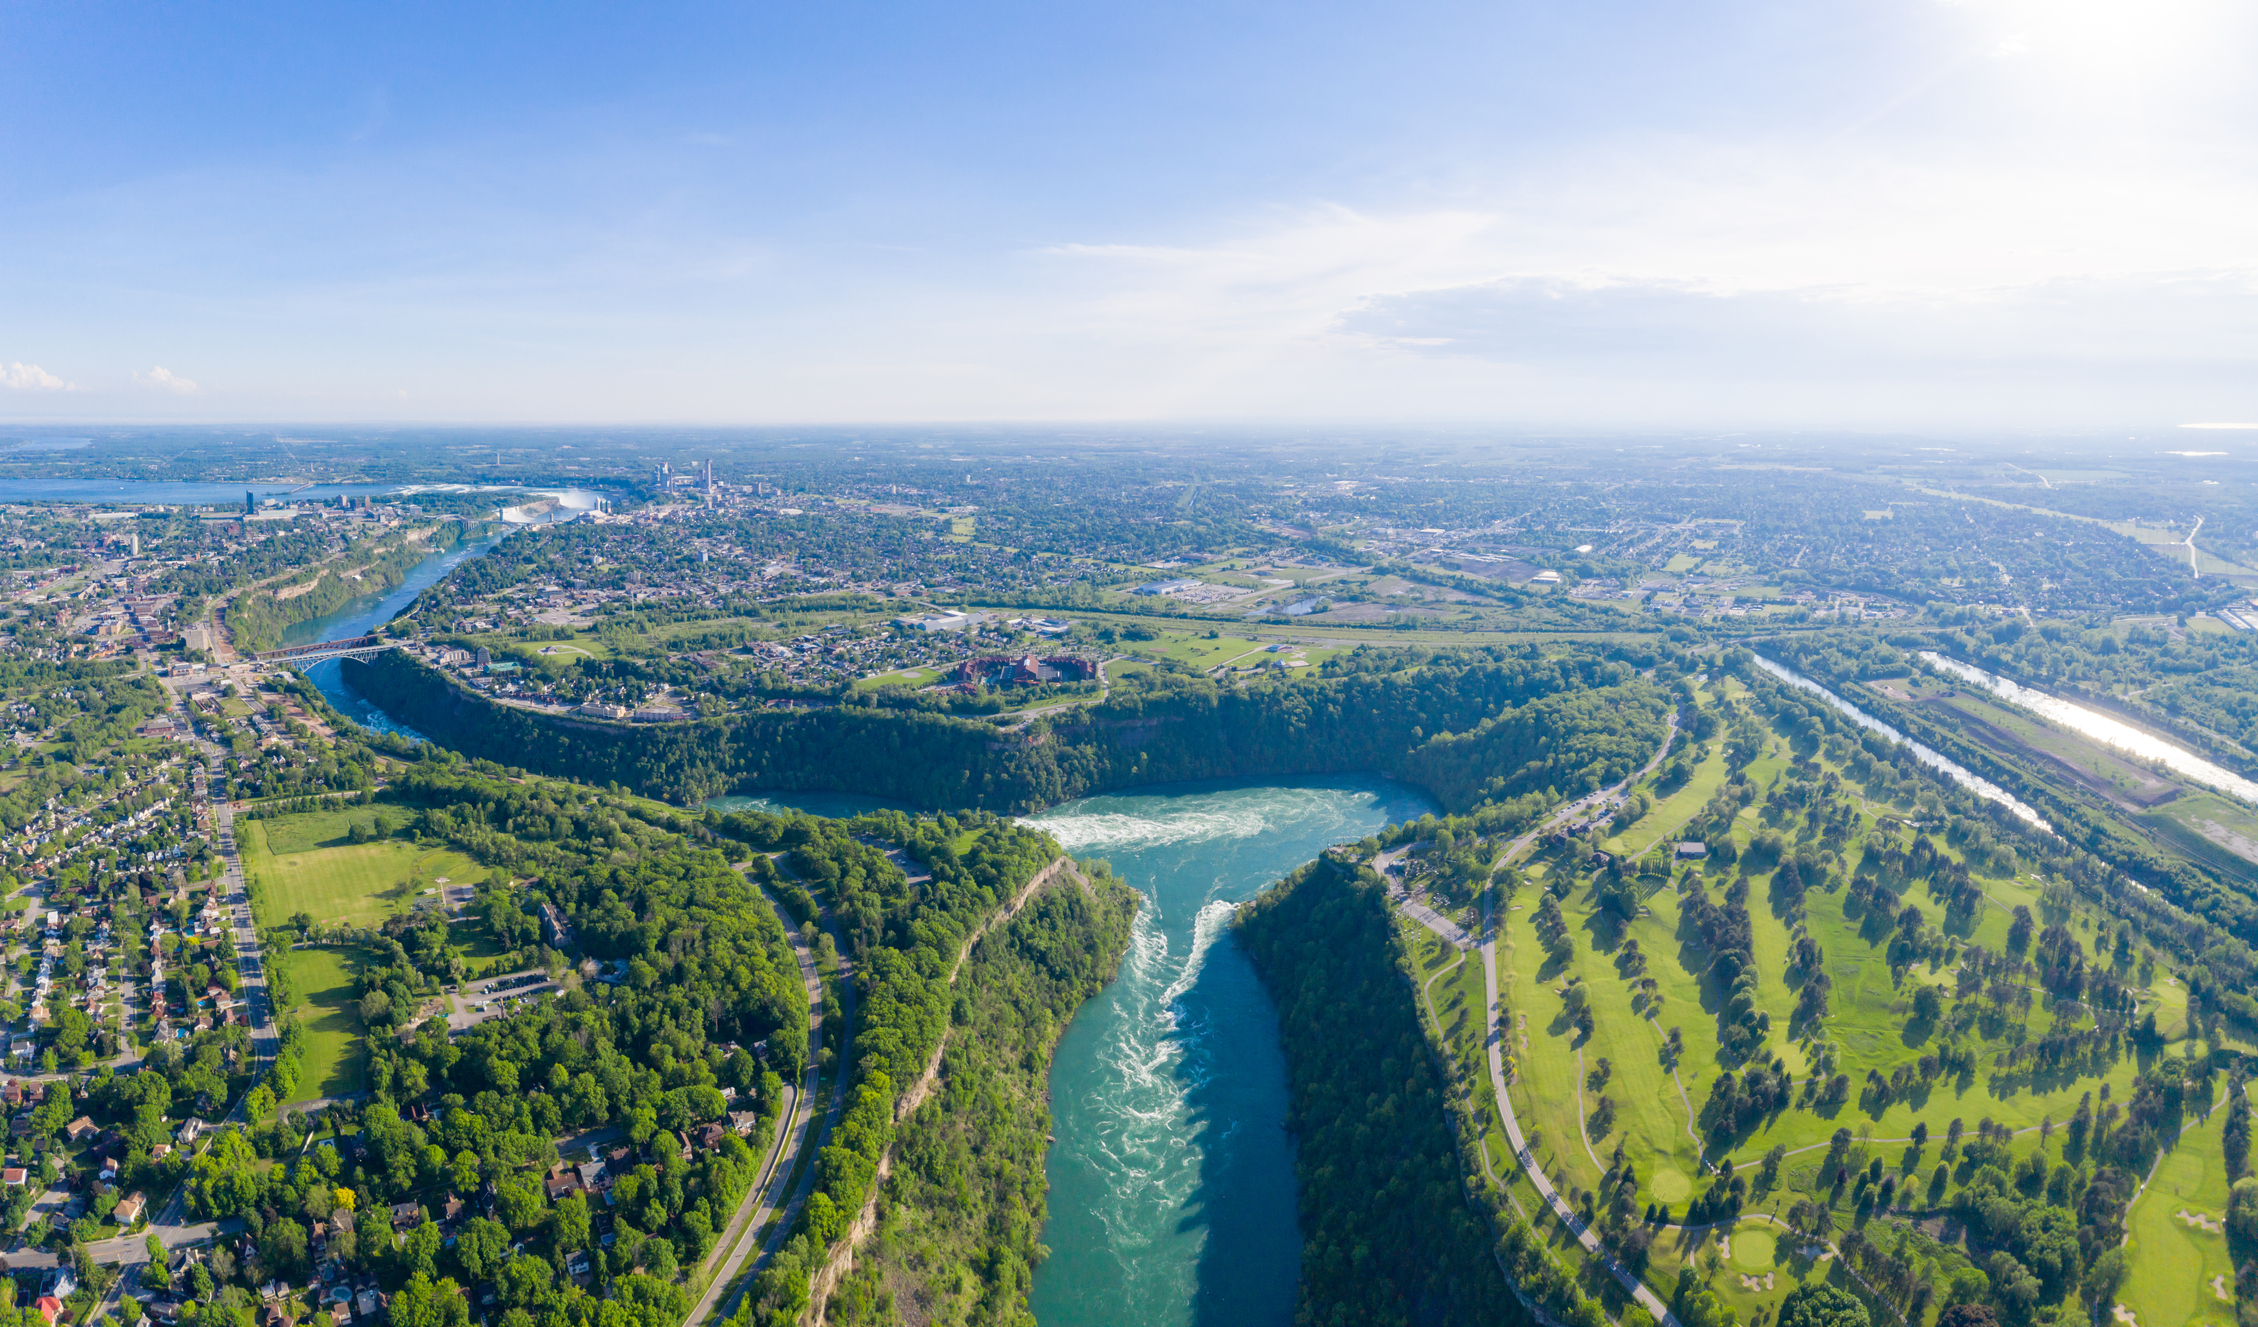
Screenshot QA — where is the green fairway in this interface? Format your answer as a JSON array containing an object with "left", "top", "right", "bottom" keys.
[
  {"left": 1608, "top": 738, "right": 1730, "bottom": 857},
  {"left": 280, "top": 946, "right": 366, "bottom": 1103},
  {"left": 2119, "top": 1103, "right": 2237, "bottom": 1327},
  {"left": 241, "top": 808, "right": 483, "bottom": 931}
]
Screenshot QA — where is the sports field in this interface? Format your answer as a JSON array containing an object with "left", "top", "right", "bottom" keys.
[
  {"left": 239, "top": 806, "right": 482, "bottom": 931},
  {"left": 280, "top": 945, "right": 366, "bottom": 1103}
]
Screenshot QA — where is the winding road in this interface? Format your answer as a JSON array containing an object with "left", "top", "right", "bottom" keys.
[{"left": 1398, "top": 710, "right": 1683, "bottom": 1327}]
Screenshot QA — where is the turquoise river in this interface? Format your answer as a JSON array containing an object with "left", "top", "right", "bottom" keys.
[{"left": 1023, "top": 776, "right": 1433, "bottom": 1327}]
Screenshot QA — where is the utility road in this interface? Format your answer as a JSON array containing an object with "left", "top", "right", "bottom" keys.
[{"left": 1399, "top": 710, "right": 1682, "bottom": 1327}]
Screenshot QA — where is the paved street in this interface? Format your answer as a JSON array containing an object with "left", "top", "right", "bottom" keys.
[{"left": 689, "top": 875, "right": 843, "bottom": 1326}]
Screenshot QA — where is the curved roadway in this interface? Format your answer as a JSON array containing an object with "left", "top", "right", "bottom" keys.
[{"left": 1397, "top": 711, "right": 1682, "bottom": 1327}]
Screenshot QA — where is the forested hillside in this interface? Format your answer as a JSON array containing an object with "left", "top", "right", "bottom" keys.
[
  {"left": 349, "top": 646, "right": 1670, "bottom": 813},
  {"left": 821, "top": 862, "right": 1140, "bottom": 1324},
  {"left": 706, "top": 807, "right": 1095, "bottom": 1324},
  {"left": 1235, "top": 854, "right": 1528, "bottom": 1327},
  {"left": 132, "top": 759, "right": 1125, "bottom": 1327}
]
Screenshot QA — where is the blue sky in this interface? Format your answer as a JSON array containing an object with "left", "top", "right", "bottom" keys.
[{"left": 5, "top": 0, "right": 2255, "bottom": 426}]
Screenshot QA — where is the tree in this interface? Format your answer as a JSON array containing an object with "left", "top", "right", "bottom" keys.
[
  {"left": 1935, "top": 1304, "right": 2000, "bottom": 1327},
  {"left": 1778, "top": 1282, "right": 1868, "bottom": 1327},
  {"left": 259, "top": 1219, "right": 309, "bottom": 1283},
  {"left": 399, "top": 1222, "right": 443, "bottom": 1280},
  {"left": 390, "top": 1274, "right": 471, "bottom": 1327},
  {"left": 2079, "top": 1249, "right": 2126, "bottom": 1319},
  {"left": 497, "top": 1256, "right": 556, "bottom": 1313},
  {"left": 1985, "top": 1251, "right": 2041, "bottom": 1320},
  {"left": 494, "top": 1176, "right": 545, "bottom": 1234},
  {"left": 550, "top": 1194, "right": 591, "bottom": 1254},
  {"left": 453, "top": 1218, "right": 510, "bottom": 1283},
  {"left": 2229, "top": 1178, "right": 2258, "bottom": 1245}
]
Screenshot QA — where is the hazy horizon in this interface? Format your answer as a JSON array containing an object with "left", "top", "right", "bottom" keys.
[{"left": 7, "top": 0, "right": 2257, "bottom": 429}]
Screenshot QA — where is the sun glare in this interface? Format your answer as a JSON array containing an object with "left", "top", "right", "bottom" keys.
[{"left": 1971, "top": 0, "right": 2238, "bottom": 81}]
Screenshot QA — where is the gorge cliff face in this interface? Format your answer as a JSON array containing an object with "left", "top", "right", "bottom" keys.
[{"left": 349, "top": 649, "right": 1664, "bottom": 812}]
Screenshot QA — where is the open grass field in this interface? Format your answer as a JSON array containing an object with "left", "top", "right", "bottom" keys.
[
  {"left": 241, "top": 807, "right": 483, "bottom": 931},
  {"left": 2119, "top": 1103, "right": 2238, "bottom": 1327},
  {"left": 854, "top": 665, "right": 949, "bottom": 690},
  {"left": 1925, "top": 687, "right": 2179, "bottom": 807},
  {"left": 280, "top": 945, "right": 365, "bottom": 1103},
  {"left": 1123, "top": 631, "right": 1283, "bottom": 668}
]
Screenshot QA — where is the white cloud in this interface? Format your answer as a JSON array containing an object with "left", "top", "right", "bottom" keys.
[
  {"left": 1337, "top": 271, "right": 2258, "bottom": 378},
  {"left": 1, "top": 363, "right": 74, "bottom": 391},
  {"left": 134, "top": 366, "right": 201, "bottom": 395}
]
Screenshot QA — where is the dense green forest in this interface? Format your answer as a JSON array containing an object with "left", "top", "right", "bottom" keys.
[
  {"left": 821, "top": 862, "right": 1140, "bottom": 1324},
  {"left": 349, "top": 646, "right": 1671, "bottom": 812},
  {"left": 56, "top": 766, "right": 814, "bottom": 1327},
  {"left": 69, "top": 762, "right": 1125, "bottom": 1327},
  {"left": 1235, "top": 853, "right": 1532, "bottom": 1327}
]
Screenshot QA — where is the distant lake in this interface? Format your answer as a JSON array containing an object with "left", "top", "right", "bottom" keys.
[
  {"left": 0, "top": 479, "right": 404, "bottom": 505},
  {"left": 0, "top": 478, "right": 607, "bottom": 507}
]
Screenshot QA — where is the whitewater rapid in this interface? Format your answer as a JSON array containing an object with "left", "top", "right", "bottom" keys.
[{"left": 1024, "top": 777, "right": 1434, "bottom": 1327}]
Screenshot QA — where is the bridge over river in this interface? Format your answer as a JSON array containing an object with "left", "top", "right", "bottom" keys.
[{"left": 255, "top": 634, "right": 400, "bottom": 666}]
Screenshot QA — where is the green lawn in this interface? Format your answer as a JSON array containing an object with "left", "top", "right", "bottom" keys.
[
  {"left": 241, "top": 809, "right": 483, "bottom": 931},
  {"left": 1102, "top": 658, "right": 1153, "bottom": 684},
  {"left": 855, "top": 666, "right": 948, "bottom": 691},
  {"left": 1127, "top": 632, "right": 1276, "bottom": 668},
  {"left": 280, "top": 946, "right": 366, "bottom": 1103},
  {"left": 2120, "top": 1102, "right": 2239, "bottom": 1327}
]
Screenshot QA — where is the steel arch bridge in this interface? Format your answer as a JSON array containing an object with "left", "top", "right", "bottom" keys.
[{"left": 255, "top": 634, "right": 400, "bottom": 667}]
